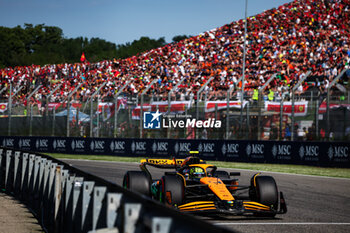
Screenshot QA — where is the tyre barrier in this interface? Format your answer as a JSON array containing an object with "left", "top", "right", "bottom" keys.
[{"left": 0, "top": 147, "right": 235, "bottom": 233}]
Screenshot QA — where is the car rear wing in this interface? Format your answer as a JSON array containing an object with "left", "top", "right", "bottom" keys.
[{"left": 140, "top": 158, "right": 185, "bottom": 169}]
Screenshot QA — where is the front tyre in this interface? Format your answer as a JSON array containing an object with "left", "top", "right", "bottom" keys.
[{"left": 249, "top": 175, "right": 278, "bottom": 217}]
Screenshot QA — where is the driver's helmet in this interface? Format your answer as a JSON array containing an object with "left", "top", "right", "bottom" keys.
[{"left": 189, "top": 167, "right": 205, "bottom": 178}]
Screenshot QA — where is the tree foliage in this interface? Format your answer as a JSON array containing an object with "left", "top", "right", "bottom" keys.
[
  {"left": 0, "top": 24, "right": 174, "bottom": 68},
  {"left": 172, "top": 35, "right": 191, "bottom": 43},
  {"left": 116, "top": 37, "right": 166, "bottom": 59}
]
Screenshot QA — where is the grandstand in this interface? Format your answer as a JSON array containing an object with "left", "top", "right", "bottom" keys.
[{"left": 0, "top": 0, "right": 349, "bottom": 141}]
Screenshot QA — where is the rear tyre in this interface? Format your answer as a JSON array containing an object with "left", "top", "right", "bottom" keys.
[
  {"left": 160, "top": 175, "right": 184, "bottom": 206},
  {"left": 249, "top": 175, "right": 278, "bottom": 217},
  {"left": 123, "top": 171, "right": 151, "bottom": 196}
]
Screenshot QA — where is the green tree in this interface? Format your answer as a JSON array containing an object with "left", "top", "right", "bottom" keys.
[
  {"left": 172, "top": 35, "right": 191, "bottom": 43},
  {"left": 0, "top": 24, "right": 169, "bottom": 67},
  {"left": 115, "top": 36, "right": 166, "bottom": 59}
]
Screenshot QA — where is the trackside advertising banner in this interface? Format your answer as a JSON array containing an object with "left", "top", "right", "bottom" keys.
[
  {"left": 264, "top": 101, "right": 308, "bottom": 116},
  {"left": 132, "top": 101, "right": 191, "bottom": 120},
  {"left": 0, "top": 136, "right": 349, "bottom": 168},
  {"left": 205, "top": 101, "right": 248, "bottom": 113}
]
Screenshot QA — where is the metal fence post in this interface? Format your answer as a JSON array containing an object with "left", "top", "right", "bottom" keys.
[
  {"left": 93, "top": 187, "right": 107, "bottom": 231},
  {"left": 97, "top": 97, "right": 100, "bottom": 137},
  {"left": 167, "top": 78, "right": 186, "bottom": 138},
  {"left": 152, "top": 217, "right": 172, "bottom": 233},
  {"left": 43, "top": 160, "right": 52, "bottom": 200},
  {"left": 21, "top": 153, "right": 29, "bottom": 193},
  {"left": 59, "top": 168, "right": 69, "bottom": 231},
  {"left": 36, "top": 158, "right": 47, "bottom": 215},
  {"left": 315, "top": 99, "right": 319, "bottom": 140},
  {"left": 82, "top": 181, "right": 95, "bottom": 232},
  {"left": 27, "top": 155, "right": 35, "bottom": 197},
  {"left": 5, "top": 149, "right": 12, "bottom": 190},
  {"left": 67, "top": 83, "right": 82, "bottom": 137},
  {"left": 89, "top": 82, "right": 107, "bottom": 138},
  {"left": 13, "top": 151, "right": 20, "bottom": 189},
  {"left": 326, "top": 69, "right": 348, "bottom": 140},
  {"left": 90, "top": 100, "right": 94, "bottom": 137},
  {"left": 291, "top": 71, "right": 311, "bottom": 141},
  {"left": 257, "top": 73, "right": 277, "bottom": 140},
  {"left": 140, "top": 79, "right": 158, "bottom": 138},
  {"left": 45, "top": 84, "right": 62, "bottom": 117},
  {"left": 41, "top": 160, "right": 52, "bottom": 226},
  {"left": 49, "top": 163, "right": 58, "bottom": 200},
  {"left": 114, "top": 81, "right": 130, "bottom": 138},
  {"left": 124, "top": 203, "right": 142, "bottom": 233},
  {"left": 114, "top": 97, "right": 119, "bottom": 138},
  {"left": 29, "top": 104, "right": 33, "bottom": 136},
  {"left": 45, "top": 162, "right": 58, "bottom": 232},
  {"left": 226, "top": 82, "right": 237, "bottom": 139},
  {"left": 52, "top": 107, "right": 56, "bottom": 136},
  {"left": 33, "top": 156, "right": 41, "bottom": 195},
  {"left": 67, "top": 97, "right": 71, "bottom": 138},
  {"left": 8, "top": 83, "right": 12, "bottom": 136},
  {"left": 0, "top": 148, "right": 3, "bottom": 187},
  {"left": 280, "top": 99, "right": 283, "bottom": 140},
  {"left": 53, "top": 165, "right": 63, "bottom": 230},
  {"left": 196, "top": 77, "right": 214, "bottom": 139},
  {"left": 72, "top": 177, "right": 84, "bottom": 233},
  {"left": 107, "top": 193, "right": 122, "bottom": 229},
  {"left": 246, "top": 101, "right": 250, "bottom": 139},
  {"left": 63, "top": 175, "right": 75, "bottom": 232}
]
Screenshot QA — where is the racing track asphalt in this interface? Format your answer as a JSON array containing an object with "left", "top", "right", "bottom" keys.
[{"left": 62, "top": 159, "right": 350, "bottom": 233}]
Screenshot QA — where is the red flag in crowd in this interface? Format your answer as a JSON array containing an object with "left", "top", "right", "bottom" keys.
[
  {"left": 80, "top": 52, "right": 86, "bottom": 62},
  {"left": 0, "top": 103, "right": 8, "bottom": 113}
]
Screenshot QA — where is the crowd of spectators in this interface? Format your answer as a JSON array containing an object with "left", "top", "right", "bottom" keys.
[{"left": 1, "top": 0, "right": 349, "bottom": 109}]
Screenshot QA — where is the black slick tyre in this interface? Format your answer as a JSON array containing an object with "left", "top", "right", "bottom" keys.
[
  {"left": 250, "top": 175, "right": 278, "bottom": 217},
  {"left": 123, "top": 171, "right": 151, "bottom": 196},
  {"left": 160, "top": 175, "right": 184, "bottom": 206}
]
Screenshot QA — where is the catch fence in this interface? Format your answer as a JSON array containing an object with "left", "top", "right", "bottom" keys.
[{"left": 1, "top": 69, "right": 349, "bottom": 141}]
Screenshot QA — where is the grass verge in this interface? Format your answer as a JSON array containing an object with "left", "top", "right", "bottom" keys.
[{"left": 46, "top": 153, "right": 350, "bottom": 179}]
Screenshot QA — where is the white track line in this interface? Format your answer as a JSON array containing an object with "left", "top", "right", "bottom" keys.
[
  {"left": 61, "top": 158, "right": 350, "bottom": 180},
  {"left": 214, "top": 222, "right": 350, "bottom": 226}
]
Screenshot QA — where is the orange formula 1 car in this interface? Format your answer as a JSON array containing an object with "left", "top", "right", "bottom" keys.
[{"left": 123, "top": 154, "right": 287, "bottom": 217}]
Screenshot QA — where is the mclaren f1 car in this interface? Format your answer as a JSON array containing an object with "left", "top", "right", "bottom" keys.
[{"left": 123, "top": 154, "right": 287, "bottom": 217}]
